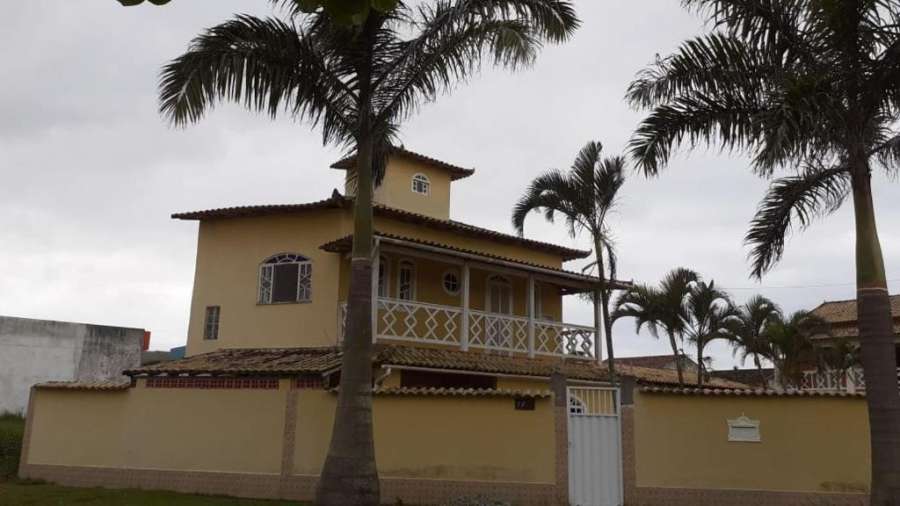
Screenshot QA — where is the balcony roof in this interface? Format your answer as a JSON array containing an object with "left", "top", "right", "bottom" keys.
[
  {"left": 172, "top": 192, "right": 590, "bottom": 261},
  {"left": 320, "top": 232, "right": 632, "bottom": 291}
]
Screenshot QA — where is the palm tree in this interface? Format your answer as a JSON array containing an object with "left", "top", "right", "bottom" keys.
[
  {"left": 158, "top": 2, "right": 578, "bottom": 504},
  {"left": 767, "top": 310, "right": 827, "bottom": 388},
  {"left": 512, "top": 141, "right": 625, "bottom": 379},
  {"left": 626, "top": 1, "right": 900, "bottom": 500},
  {"left": 614, "top": 268, "right": 698, "bottom": 385},
  {"left": 727, "top": 295, "right": 780, "bottom": 387},
  {"left": 683, "top": 280, "right": 736, "bottom": 385}
]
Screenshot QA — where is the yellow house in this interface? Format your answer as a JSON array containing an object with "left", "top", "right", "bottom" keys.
[{"left": 18, "top": 148, "right": 869, "bottom": 506}]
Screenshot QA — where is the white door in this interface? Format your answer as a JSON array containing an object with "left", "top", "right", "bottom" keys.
[{"left": 568, "top": 387, "right": 623, "bottom": 506}]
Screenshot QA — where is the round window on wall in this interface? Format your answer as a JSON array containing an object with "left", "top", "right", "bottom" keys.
[{"left": 442, "top": 271, "right": 460, "bottom": 295}]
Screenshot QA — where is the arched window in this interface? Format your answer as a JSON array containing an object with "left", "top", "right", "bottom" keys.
[
  {"left": 397, "top": 260, "right": 416, "bottom": 300},
  {"left": 411, "top": 173, "right": 430, "bottom": 195},
  {"left": 258, "top": 253, "right": 312, "bottom": 304}
]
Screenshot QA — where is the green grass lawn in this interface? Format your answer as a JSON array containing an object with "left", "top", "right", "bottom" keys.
[{"left": 0, "top": 481, "right": 305, "bottom": 505}]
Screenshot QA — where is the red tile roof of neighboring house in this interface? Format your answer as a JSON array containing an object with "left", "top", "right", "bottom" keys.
[
  {"left": 710, "top": 368, "right": 775, "bottom": 388},
  {"left": 330, "top": 147, "right": 476, "bottom": 181},
  {"left": 172, "top": 193, "right": 590, "bottom": 261},
  {"left": 639, "top": 385, "right": 865, "bottom": 398},
  {"left": 126, "top": 344, "right": 747, "bottom": 388},
  {"left": 603, "top": 355, "right": 698, "bottom": 370},
  {"left": 320, "top": 232, "right": 631, "bottom": 290},
  {"left": 811, "top": 295, "right": 900, "bottom": 324}
]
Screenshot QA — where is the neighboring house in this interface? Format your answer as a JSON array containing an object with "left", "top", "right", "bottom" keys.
[
  {"left": 20, "top": 149, "right": 866, "bottom": 506},
  {"left": 711, "top": 367, "right": 777, "bottom": 389},
  {"left": 605, "top": 354, "right": 700, "bottom": 374},
  {"left": 0, "top": 316, "right": 146, "bottom": 414},
  {"left": 801, "top": 295, "right": 900, "bottom": 392}
]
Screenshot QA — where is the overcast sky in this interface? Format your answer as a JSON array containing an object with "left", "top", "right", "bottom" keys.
[{"left": 3, "top": 1, "right": 898, "bottom": 369}]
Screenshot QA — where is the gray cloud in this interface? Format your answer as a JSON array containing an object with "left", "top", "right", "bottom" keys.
[{"left": 2, "top": 1, "right": 897, "bottom": 369}]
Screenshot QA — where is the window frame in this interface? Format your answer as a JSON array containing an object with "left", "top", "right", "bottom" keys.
[
  {"left": 442, "top": 269, "right": 461, "bottom": 296},
  {"left": 411, "top": 173, "right": 430, "bottom": 195},
  {"left": 377, "top": 255, "right": 390, "bottom": 298},
  {"left": 203, "top": 305, "right": 220, "bottom": 340},
  {"left": 397, "top": 259, "right": 417, "bottom": 301},
  {"left": 258, "top": 253, "right": 312, "bottom": 305},
  {"left": 485, "top": 274, "right": 513, "bottom": 314}
]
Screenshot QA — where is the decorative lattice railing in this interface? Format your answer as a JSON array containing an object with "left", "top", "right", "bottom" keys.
[
  {"left": 800, "top": 368, "right": 867, "bottom": 393},
  {"left": 339, "top": 297, "right": 596, "bottom": 359}
]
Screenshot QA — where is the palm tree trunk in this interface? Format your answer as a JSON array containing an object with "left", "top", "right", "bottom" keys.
[
  {"left": 594, "top": 241, "right": 616, "bottom": 382},
  {"left": 697, "top": 343, "right": 704, "bottom": 386},
  {"left": 754, "top": 356, "right": 766, "bottom": 388},
  {"left": 316, "top": 16, "right": 380, "bottom": 506},
  {"left": 849, "top": 167, "right": 900, "bottom": 506},
  {"left": 668, "top": 333, "right": 684, "bottom": 385}
]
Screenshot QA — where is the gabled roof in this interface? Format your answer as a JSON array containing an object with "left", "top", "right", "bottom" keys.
[
  {"left": 331, "top": 147, "right": 475, "bottom": 181},
  {"left": 172, "top": 193, "right": 591, "bottom": 261},
  {"left": 126, "top": 344, "right": 746, "bottom": 388},
  {"left": 811, "top": 294, "right": 900, "bottom": 324}
]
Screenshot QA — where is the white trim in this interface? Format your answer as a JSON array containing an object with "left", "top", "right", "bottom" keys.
[
  {"left": 442, "top": 269, "right": 461, "bottom": 296},
  {"left": 397, "top": 259, "right": 417, "bottom": 301},
  {"left": 411, "top": 173, "right": 430, "bottom": 195},
  {"left": 258, "top": 253, "right": 312, "bottom": 304}
]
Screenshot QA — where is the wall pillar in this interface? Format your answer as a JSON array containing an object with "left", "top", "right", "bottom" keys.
[
  {"left": 460, "top": 262, "right": 470, "bottom": 351},
  {"left": 527, "top": 275, "right": 536, "bottom": 358},
  {"left": 551, "top": 372, "right": 569, "bottom": 505}
]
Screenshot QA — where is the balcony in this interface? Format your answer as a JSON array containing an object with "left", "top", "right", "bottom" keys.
[
  {"left": 800, "top": 368, "right": 868, "bottom": 393},
  {"left": 340, "top": 297, "right": 597, "bottom": 358}
]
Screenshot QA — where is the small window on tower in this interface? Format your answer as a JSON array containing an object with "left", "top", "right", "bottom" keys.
[
  {"left": 204, "top": 306, "right": 220, "bottom": 340},
  {"left": 411, "top": 173, "right": 430, "bottom": 195}
]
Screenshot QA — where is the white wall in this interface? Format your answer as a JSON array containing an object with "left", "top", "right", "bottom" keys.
[{"left": 0, "top": 316, "right": 143, "bottom": 414}]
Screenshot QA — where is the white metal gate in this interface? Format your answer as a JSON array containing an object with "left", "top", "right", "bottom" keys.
[{"left": 567, "top": 386, "right": 623, "bottom": 506}]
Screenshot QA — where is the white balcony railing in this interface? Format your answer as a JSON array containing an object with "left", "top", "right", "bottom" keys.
[
  {"left": 800, "top": 368, "right": 868, "bottom": 393},
  {"left": 340, "top": 297, "right": 597, "bottom": 359}
]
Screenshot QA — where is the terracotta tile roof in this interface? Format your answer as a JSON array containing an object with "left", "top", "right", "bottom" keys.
[
  {"left": 371, "top": 386, "right": 552, "bottom": 398},
  {"left": 321, "top": 232, "right": 631, "bottom": 290},
  {"left": 126, "top": 347, "right": 341, "bottom": 376},
  {"left": 604, "top": 355, "right": 697, "bottom": 370},
  {"left": 616, "top": 364, "right": 746, "bottom": 388},
  {"left": 710, "top": 368, "right": 775, "bottom": 388},
  {"left": 35, "top": 380, "right": 132, "bottom": 391},
  {"left": 126, "top": 344, "right": 746, "bottom": 388},
  {"left": 172, "top": 193, "right": 589, "bottom": 261},
  {"left": 811, "top": 295, "right": 900, "bottom": 324},
  {"left": 639, "top": 385, "right": 865, "bottom": 398},
  {"left": 330, "top": 147, "right": 475, "bottom": 181}
]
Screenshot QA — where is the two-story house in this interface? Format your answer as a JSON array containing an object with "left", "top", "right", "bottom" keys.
[{"left": 19, "top": 149, "right": 746, "bottom": 506}]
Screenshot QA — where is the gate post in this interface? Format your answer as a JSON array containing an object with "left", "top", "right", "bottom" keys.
[{"left": 550, "top": 372, "right": 569, "bottom": 506}]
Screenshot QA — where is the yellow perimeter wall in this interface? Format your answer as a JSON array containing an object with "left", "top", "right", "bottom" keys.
[
  {"left": 25, "top": 380, "right": 556, "bottom": 485},
  {"left": 633, "top": 391, "right": 870, "bottom": 493}
]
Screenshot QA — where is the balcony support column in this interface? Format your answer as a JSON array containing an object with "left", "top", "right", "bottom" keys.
[
  {"left": 461, "top": 262, "right": 470, "bottom": 351},
  {"left": 527, "top": 275, "right": 536, "bottom": 358},
  {"left": 371, "top": 238, "right": 380, "bottom": 343}
]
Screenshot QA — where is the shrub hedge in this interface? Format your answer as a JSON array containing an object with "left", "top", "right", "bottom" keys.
[{"left": 0, "top": 413, "right": 25, "bottom": 480}]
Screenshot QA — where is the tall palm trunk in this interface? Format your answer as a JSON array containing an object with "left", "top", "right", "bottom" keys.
[
  {"left": 594, "top": 239, "right": 616, "bottom": 382},
  {"left": 753, "top": 356, "right": 766, "bottom": 388},
  {"left": 696, "top": 343, "right": 705, "bottom": 386},
  {"left": 316, "top": 18, "right": 380, "bottom": 506},
  {"left": 850, "top": 165, "right": 900, "bottom": 506},
  {"left": 668, "top": 333, "right": 684, "bottom": 385}
]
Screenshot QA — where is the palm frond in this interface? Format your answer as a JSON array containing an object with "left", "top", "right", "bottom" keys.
[
  {"left": 159, "top": 14, "right": 357, "bottom": 147},
  {"left": 745, "top": 165, "right": 850, "bottom": 278}
]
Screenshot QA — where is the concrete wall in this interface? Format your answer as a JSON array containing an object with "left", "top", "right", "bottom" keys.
[
  {"left": 0, "top": 316, "right": 143, "bottom": 414},
  {"left": 21, "top": 378, "right": 560, "bottom": 505},
  {"left": 627, "top": 390, "right": 870, "bottom": 505}
]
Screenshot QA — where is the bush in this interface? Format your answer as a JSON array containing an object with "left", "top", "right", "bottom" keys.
[{"left": 0, "top": 413, "right": 25, "bottom": 481}]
